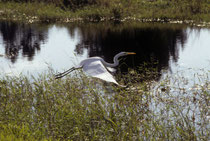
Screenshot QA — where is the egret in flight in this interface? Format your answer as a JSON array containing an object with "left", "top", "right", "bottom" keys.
[{"left": 55, "top": 52, "right": 136, "bottom": 86}]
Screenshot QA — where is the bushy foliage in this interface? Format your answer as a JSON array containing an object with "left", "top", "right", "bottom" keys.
[
  {"left": 0, "top": 0, "right": 210, "bottom": 22},
  {"left": 1, "top": 0, "right": 97, "bottom": 10}
]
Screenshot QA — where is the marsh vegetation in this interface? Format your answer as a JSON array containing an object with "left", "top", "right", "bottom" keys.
[
  {"left": 0, "top": 66, "right": 209, "bottom": 140},
  {"left": 0, "top": 0, "right": 210, "bottom": 24}
]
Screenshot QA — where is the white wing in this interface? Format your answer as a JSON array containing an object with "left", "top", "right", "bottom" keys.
[{"left": 81, "top": 59, "right": 119, "bottom": 85}]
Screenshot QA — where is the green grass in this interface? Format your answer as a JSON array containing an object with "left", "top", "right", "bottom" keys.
[
  {"left": 0, "top": 0, "right": 210, "bottom": 24},
  {"left": 0, "top": 2, "right": 71, "bottom": 23},
  {"left": 0, "top": 67, "right": 209, "bottom": 140}
]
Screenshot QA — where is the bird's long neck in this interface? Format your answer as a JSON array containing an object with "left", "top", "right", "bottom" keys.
[{"left": 101, "top": 54, "right": 121, "bottom": 68}]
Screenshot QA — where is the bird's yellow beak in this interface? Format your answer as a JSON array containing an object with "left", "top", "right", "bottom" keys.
[{"left": 126, "top": 52, "right": 136, "bottom": 55}]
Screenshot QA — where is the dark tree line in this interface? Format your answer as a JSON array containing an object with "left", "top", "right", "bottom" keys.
[{"left": 72, "top": 24, "right": 187, "bottom": 76}]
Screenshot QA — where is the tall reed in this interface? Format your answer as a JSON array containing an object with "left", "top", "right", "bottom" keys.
[{"left": 0, "top": 67, "right": 209, "bottom": 140}]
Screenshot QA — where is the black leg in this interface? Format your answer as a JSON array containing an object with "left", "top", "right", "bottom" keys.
[
  {"left": 55, "top": 67, "right": 75, "bottom": 79},
  {"left": 54, "top": 67, "right": 82, "bottom": 79}
]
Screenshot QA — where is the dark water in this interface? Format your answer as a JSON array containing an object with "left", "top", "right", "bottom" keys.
[{"left": 0, "top": 21, "right": 210, "bottom": 80}]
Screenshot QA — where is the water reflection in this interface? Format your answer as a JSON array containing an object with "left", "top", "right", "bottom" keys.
[
  {"left": 73, "top": 24, "right": 187, "bottom": 74},
  {"left": 0, "top": 21, "right": 48, "bottom": 63},
  {"left": 0, "top": 21, "right": 209, "bottom": 79}
]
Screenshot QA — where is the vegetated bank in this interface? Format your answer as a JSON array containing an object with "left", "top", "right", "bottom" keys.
[{"left": 0, "top": 0, "right": 210, "bottom": 26}]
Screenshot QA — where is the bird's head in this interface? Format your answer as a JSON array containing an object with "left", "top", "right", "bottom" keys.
[{"left": 118, "top": 52, "right": 136, "bottom": 57}]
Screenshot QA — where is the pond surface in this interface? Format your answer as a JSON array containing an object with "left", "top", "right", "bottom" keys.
[{"left": 0, "top": 21, "right": 210, "bottom": 81}]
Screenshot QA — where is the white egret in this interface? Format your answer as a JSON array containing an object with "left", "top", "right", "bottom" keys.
[{"left": 55, "top": 52, "right": 136, "bottom": 86}]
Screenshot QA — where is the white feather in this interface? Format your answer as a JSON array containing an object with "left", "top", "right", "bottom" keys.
[
  {"left": 56, "top": 52, "right": 136, "bottom": 87},
  {"left": 80, "top": 58, "right": 119, "bottom": 85}
]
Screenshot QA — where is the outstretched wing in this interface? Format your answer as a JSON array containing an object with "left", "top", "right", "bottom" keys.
[{"left": 82, "top": 59, "right": 119, "bottom": 85}]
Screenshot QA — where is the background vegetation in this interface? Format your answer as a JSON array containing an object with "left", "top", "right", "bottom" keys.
[{"left": 0, "top": 0, "right": 210, "bottom": 23}]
